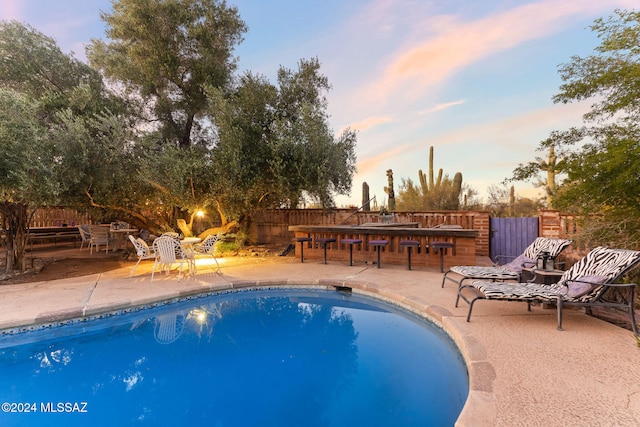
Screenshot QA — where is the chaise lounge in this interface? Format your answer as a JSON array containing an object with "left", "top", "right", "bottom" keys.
[
  {"left": 442, "top": 237, "right": 573, "bottom": 300},
  {"left": 458, "top": 246, "right": 640, "bottom": 335}
]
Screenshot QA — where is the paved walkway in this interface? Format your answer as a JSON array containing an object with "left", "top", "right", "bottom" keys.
[{"left": 1, "top": 252, "right": 639, "bottom": 426}]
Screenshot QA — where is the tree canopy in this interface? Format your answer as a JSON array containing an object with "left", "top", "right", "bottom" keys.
[
  {"left": 0, "top": 1, "right": 357, "bottom": 272},
  {"left": 510, "top": 9, "right": 640, "bottom": 247},
  {"left": 84, "top": 0, "right": 356, "bottom": 234},
  {"left": 0, "top": 21, "right": 123, "bottom": 272},
  {"left": 88, "top": 0, "right": 247, "bottom": 148}
]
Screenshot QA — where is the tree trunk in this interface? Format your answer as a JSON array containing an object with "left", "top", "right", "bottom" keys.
[
  {"left": 180, "top": 114, "right": 194, "bottom": 148},
  {"left": 1, "top": 202, "right": 29, "bottom": 273}
]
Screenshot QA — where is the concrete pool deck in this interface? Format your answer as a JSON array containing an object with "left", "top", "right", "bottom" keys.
[{"left": 1, "top": 251, "right": 639, "bottom": 426}]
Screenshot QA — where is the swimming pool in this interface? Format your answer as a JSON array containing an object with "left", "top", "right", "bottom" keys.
[{"left": 0, "top": 288, "right": 468, "bottom": 426}]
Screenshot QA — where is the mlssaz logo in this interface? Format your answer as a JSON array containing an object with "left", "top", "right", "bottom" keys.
[{"left": 40, "top": 402, "right": 88, "bottom": 413}]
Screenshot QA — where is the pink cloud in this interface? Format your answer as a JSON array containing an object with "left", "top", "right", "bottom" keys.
[
  {"left": 415, "top": 100, "right": 465, "bottom": 116},
  {"left": 346, "top": 116, "right": 393, "bottom": 133},
  {"left": 355, "top": 143, "right": 410, "bottom": 176},
  {"left": 354, "top": 100, "right": 589, "bottom": 179},
  {"left": 361, "top": 0, "right": 632, "bottom": 105}
]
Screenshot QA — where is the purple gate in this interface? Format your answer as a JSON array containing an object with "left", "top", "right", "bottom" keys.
[{"left": 490, "top": 217, "right": 538, "bottom": 263}]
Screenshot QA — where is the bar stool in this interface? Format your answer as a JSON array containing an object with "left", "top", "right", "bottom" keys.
[
  {"left": 340, "top": 238, "right": 362, "bottom": 266},
  {"left": 316, "top": 237, "right": 337, "bottom": 264},
  {"left": 368, "top": 239, "right": 389, "bottom": 269},
  {"left": 430, "top": 240, "right": 454, "bottom": 273},
  {"left": 294, "top": 236, "right": 312, "bottom": 263},
  {"left": 399, "top": 239, "right": 420, "bottom": 270}
]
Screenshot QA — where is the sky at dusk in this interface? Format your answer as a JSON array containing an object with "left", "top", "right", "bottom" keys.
[{"left": 1, "top": 0, "right": 637, "bottom": 207}]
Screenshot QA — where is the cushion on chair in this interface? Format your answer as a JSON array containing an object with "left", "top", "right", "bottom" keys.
[
  {"left": 449, "top": 265, "right": 519, "bottom": 280},
  {"left": 472, "top": 280, "right": 566, "bottom": 301},
  {"left": 564, "top": 275, "right": 609, "bottom": 298},
  {"left": 501, "top": 254, "right": 536, "bottom": 272}
]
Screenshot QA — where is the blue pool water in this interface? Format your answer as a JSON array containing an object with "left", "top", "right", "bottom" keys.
[{"left": 0, "top": 288, "right": 468, "bottom": 426}]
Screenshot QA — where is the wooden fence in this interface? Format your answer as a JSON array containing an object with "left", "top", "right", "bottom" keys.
[
  {"left": 29, "top": 207, "right": 583, "bottom": 260},
  {"left": 29, "top": 208, "right": 93, "bottom": 228}
]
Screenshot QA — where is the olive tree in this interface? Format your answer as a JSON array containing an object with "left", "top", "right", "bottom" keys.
[
  {"left": 0, "top": 21, "right": 125, "bottom": 272},
  {"left": 0, "top": 90, "right": 57, "bottom": 272},
  {"left": 210, "top": 58, "right": 357, "bottom": 233},
  {"left": 88, "top": 0, "right": 247, "bottom": 148}
]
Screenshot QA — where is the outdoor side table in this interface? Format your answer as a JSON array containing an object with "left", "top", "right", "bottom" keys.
[{"left": 521, "top": 268, "right": 564, "bottom": 285}]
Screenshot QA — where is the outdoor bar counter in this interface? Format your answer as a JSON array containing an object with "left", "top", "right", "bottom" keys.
[{"left": 289, "top": 223, "right": 478, "bottom": 270}]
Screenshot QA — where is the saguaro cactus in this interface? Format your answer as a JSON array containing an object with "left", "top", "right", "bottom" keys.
[
  {"left": 384, "top": 169, "right": 396, "bottom": 211},
  {"left": 545, "top": 146, "right": 557, "bottom": 209},
  {"left": 417, "top": 146, "right": 463, "bottom": 209}
]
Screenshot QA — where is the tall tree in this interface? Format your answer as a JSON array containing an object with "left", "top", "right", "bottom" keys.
[
  {"left": 0, "top": 89, "right": 55, "bottom": 272},
  {"left": 512, "top": 9, "right": 640, "bottom": 247},
  {"left": 0, "top": 21, "right": 125, "bottom": 272},
  {"left": 0, "top": 21, "right": 119, "bottom": 123},
  {"left": 210, "top": 58, "right": 357, "bottom": 230},
  {"left": 88, "top": 0, "right": 247, "bottom": 148}
]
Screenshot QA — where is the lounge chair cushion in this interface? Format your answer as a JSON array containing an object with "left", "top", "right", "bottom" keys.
[
  {"left": 449, "top": 265, "right": 518, "bottom": 280},
  {"left": 564, "top": 275, "right": 608, "bottom": 298},
  {"left": 556, "top": 246, "right": 638, "bottom": 288},
  {"left": 474, "top": 281, "right": 566, "bottom": 300},
  {"left": 501, "top": 254, "right": 535, "bottom": 272}
]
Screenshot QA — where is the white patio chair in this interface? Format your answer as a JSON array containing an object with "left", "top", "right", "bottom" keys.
[
  {"left": 128, "top": 235, "right": 156, "bottom": 277},
  {"left": 89, "top": 225, "right": 110, "bottom": 254},
  {"left": 77, "top": 224, "right": 92, "bottom": 251},
  {"left": 151, "top": 235, "right": 195, "bottom": 281},
  {"left": 193, "top": 233, "right": 222, "bottom": 273},
  {"left": 161, "top": 232, "right": 180, "bottom": 239}
]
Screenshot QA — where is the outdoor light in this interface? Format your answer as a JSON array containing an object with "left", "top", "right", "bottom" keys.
[{"left": 196, "top": 210, "right": 204, "bottom": 218}]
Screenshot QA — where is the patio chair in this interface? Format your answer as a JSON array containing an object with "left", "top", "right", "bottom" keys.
[
  {"left": 161, "top": 232, "right": 180, "bottom": 239},
  {"left": 458, "top": 246, "right": 640, "bottom": 335},
  {"left": 77, "top": 224, "right": 92, "bottom": 251},
  {"left": 88, "top": 225, "right": 110, "bottom": 254},
  {"left": 442, "top": 237, "right": 573, "bottom": 299},
  {"left": 193, "top": 233, "right": 222, "bottom": 273},
  {"left": 151, "top": 235, "right": 195, "bottom": 281},
  {"left": 128, "top": 235, "right": 156, "bottom": 277}
]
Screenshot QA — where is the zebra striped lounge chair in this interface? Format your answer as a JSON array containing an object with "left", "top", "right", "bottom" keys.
[
  {"left": 442, "top": 237, "right": 573, "bottom": 300},
  {"left": 458, "top": 246, "right": 640, "bottom": 335}
]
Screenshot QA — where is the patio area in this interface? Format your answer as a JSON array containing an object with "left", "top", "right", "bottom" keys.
[{"left": 1, "top": 248, "right": 639, "bottom": 426}]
